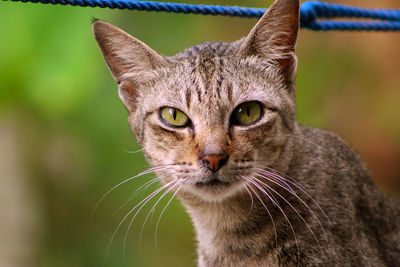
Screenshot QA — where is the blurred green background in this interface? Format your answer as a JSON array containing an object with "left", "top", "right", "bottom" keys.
[{"left": 0, "top": 0, "right": 399, "bottom": 266}]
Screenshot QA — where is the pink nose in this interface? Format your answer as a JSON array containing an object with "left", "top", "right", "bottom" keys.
[{"left": 200, "top": 154, "right": 228, "bottom": 172}]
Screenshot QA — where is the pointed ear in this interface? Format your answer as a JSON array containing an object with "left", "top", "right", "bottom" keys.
[
  {"left": 237, "top": 0, "right": 299, "bottom": 82},
  {"left": 92, "top": 20, "right": 168, "bottom": 111}
]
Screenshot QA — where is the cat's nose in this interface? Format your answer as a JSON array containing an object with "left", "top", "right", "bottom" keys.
[{"left": 200, "top": 153, "right": 228, "bottom": 172}]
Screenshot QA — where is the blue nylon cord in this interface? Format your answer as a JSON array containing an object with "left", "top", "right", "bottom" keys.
[{"left": 5, "top": 0, "right": 400, "bottom": 31}]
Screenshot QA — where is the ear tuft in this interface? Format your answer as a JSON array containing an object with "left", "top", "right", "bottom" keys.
[
  {"left": 118, "top": 80, "right": 138, "bottom": 112},
  {"left": 237, "top": 0, "right": 300, "bottom": 82}
]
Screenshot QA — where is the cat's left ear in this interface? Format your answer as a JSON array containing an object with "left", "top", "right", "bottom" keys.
[
  {"left": 237, "top": 0, "right": 299, "bottom": 83},
  {"left": 92, "top": 20, "right": 168, "bottom": 111}
]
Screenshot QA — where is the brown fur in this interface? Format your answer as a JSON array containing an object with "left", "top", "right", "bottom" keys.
[{"left": 93, "top": 0, "right": 400, "bottom": 265}]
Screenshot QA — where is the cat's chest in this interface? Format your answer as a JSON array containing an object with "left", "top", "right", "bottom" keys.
[
  {"left": 195, "top": 223, "right": 280, "bottom": 266},
  {"left": 198, "top": 241, "right": 280, "bottom": 267}
]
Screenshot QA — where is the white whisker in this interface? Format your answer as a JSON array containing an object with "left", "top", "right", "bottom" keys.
[
  {"left": 243, "top": 175, "right": 300, "bottom": 260},
  {"left": 124, "top": 148, "right": 144, "bottom": 154},
  {"left": 154, "top": 180, "right": 186, "bottom": 250},
  {"left": 122, "top": 179, "right": 179, "bottom": 258},
  {"left": 138, "top": 179, "right": 182, "bottom": 248},
  {"left": 241, "top": 176, "right": 278, "bottom": 247},
  {"left": 242, "top": 183, "right": 255, "bottom": 217},
  {"left": 263, "top": 167, "right": 331, "bottom": 225},
  {"left": 254, "top": 170, "right": 331, "bottom": 258},
  {"left": 254, "top": 168, "right": 295, "bottom": 194},
  {"left": 251, "top": 175, "right": 326, "bottom": 261},
  {"left": 92, "top": 164, "right": 176, "bottom": 215},
  {"left": 114, "top": 177, "right": 161, "bottom": 215},
  {"left": 106, "top": 179, "right": 175, "bottom": 258}
]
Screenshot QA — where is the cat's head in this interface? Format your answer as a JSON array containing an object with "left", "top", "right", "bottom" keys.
[{"left": 93, "top": 0, "right": 299, "bottom": 202}]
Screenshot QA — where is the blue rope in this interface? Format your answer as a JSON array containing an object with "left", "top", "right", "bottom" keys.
[
  {"left": 300, "top": 2, "right": 400, "bottom": 31},
  {"left": 6, "top": 0, "right": 400, "bottom": 31}
]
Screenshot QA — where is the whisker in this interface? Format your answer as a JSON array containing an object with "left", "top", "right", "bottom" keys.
[
  {"left": 114, "top": 175, "right": 168, "bottom": 215},
  {"left": 138, "top": 179, "right": 182, "bottom": 248},
  {"left": 154, "top": 179, "right": 187, "bottom": 250},
  {"left": 106, "top": 179, "right": 176, "bottom": 258},
  {"left": 92, "top": 164, "right": 177, "bottom": 215},
  {"left": 254, "top": 170, "right": 331, "bottom": 256},
  {"left": 122, "top": 178, "right": 180, "bottom": 258},
  {"left": 242, "top": 183, "right": 255, "bottom": 217},
  {"left": 251, "top": 163, "right": 331, "bottom": 226},
  {"left": 251, "top": 175, "right": 326, "bottom": 261},
  {"left": 124, "top": 148, "right": 144, "bottom": 154},
  {"left": 241, "top": 176, "right": 278, "bottom": 247},
  {"left": 254, "top": 170, "right": 318, "bottom": 218},
  {"left": 242, "top": 175, "right": 300, "bottom": 260},
  {"left": 253, "top": 168, "right": 295, "bottom": 194},
  {"left": 262, "top": 167, "right": 331, "bottom": 225}
]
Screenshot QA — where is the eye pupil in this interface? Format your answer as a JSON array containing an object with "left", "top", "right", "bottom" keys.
[
  {"left": 160, "top": 107, "right": 190, "bottom": 127},
  {"left": 231, "top": 101, "right": 262, "bottom": 126}
]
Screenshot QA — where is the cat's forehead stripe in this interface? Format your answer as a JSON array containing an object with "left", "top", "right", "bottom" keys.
[
  {"left": 176, "top": 41, "right": 235, "bottom": 60},
  {"left": 182, "top": 43, "right": 235, "bottom": 107},
  {"left": 185, "top": 87, "right": 191, "bottom": 109},
  {"left": 170, "top": 41, "right": 241, "bottom": 109}
]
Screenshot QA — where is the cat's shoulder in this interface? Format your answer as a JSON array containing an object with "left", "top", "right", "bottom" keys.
[
  {"left": 298, "top": 124, "right": 353, "bottom": 152},
  {"left": 296, "top": 124, "right": 364, "bottom": 167}
]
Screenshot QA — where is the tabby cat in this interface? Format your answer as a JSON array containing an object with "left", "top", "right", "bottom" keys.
[{"left": 92, "top": 0, "right": 400, "bottom": 265}]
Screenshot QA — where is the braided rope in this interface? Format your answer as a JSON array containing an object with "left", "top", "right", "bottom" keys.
[
  {"left": 6, "top": 0, "right": 400, "bottom": 31},
  {"left": 300, "top": 2, "right": 400, "bottom": 31}
]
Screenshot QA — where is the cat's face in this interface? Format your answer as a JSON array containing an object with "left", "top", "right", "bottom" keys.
[
  {"left": 129, "top": 53, "right": 296, "bottom": 201},
  {"left": 93, "top": 0, "right": 299, "bottom": 201}
]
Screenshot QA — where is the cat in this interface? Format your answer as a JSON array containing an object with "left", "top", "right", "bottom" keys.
[{"left": 92, "top": 0, "right": 400, "bottom": 265}]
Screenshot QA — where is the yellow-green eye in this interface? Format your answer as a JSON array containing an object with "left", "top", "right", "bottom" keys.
[
  {"left": 160, "top": 107, "right": 190, "bottom": 127},
  {"left": 231, "top": 101, "right": 263, "bottom": 125}
]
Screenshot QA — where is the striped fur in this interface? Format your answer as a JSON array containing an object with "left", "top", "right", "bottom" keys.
[{"left": 93, "top": 0, "right": 400, "bottom": 265}]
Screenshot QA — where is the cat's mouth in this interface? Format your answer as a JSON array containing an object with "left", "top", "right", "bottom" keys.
[
  {"left": 195, "top": 178, "right": 231, "bottom": 188},
  {"left": 188, "top": 176, "right": 244, "bottom": 200}
]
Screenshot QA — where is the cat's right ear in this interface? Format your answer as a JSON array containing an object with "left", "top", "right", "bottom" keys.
[
  {"left": 237, "top": 0, "right": 299, "bottom": 83},
  {"left": 92, "top": 20, "right": 168, "bottom": 111}
]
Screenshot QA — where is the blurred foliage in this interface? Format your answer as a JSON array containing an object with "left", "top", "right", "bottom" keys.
[{"left": 0, "top": 0, "right": 399, "bottom": 266}]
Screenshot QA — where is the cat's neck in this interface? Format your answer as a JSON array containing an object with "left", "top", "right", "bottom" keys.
[{"left": 180, "top": 185, "right": 287, "bottom": 265}]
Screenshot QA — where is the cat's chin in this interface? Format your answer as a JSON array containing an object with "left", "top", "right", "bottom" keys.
[
  {"left": 195, "top": 178, "right": 231, "bottom": 188},
  {"left": 184, "top": 179, "right": 245, "bottom": 202}
]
